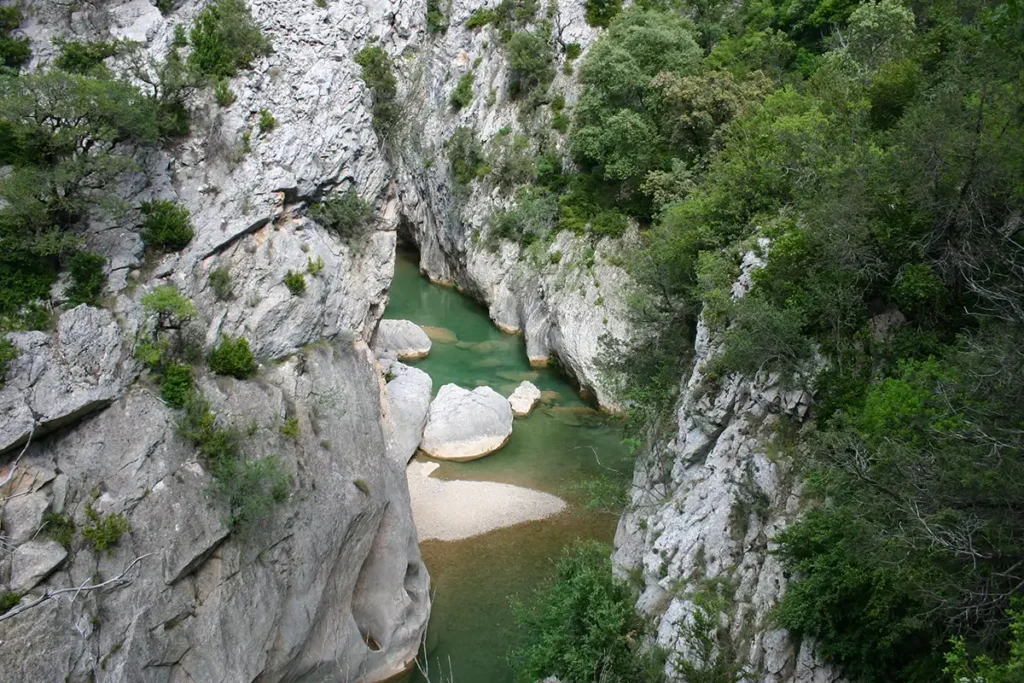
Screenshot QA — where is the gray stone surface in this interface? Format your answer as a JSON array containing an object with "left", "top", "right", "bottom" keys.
[
  {"left": 0, "top": 343, "right": 428, "bottom": 682},
  {"left": 611, "top": 254, "right": 836, "bottom": 683},
  {"left": 420, "top": 384, "right": 513, "bottom": 461},
  {"left": 10, "top": 540, "right": 67, "bottom": 592},
  {"left": 0, "top": 306, "right": 131, "bottom": 455},
  {"left": 373, "top": 320, "right": 433, "bottom": 361},
  {"left": 508, "top": 381, "right": 542, "bottom": 416},
  {"left": 381, "top": 360, "right": 433, "bottom": 464}
]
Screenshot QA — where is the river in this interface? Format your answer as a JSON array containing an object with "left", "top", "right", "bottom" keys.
[{"left": 385, "top": 250, "right": 632, "bottom": 683}]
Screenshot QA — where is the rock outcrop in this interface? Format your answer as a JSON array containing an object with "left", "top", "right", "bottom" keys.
[
  {"left": 381, "top": 359, "right": 433, "bottom": 464},
  {"left": 611, "top": 259, "right": 839, "bottom": 683},
  {"left": 0, "top": 306, "right": 133, "bottom": 455},
  {"left": 0, "top": 342, "right": 429, "bottom": 682},
  {"left": 508, "top": 380, "right": 542, "bottom": 416},
  {"left": 420, "top": 384, "right": 513, "bottom": 461},
  {"left": 373, "top": 319, "right": 433, "bottom": 361}
]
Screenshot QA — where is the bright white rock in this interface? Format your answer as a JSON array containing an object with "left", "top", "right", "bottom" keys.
[
  {"left": 373, "top": 320, "right": 432, "bottom": 360},
  {"left": 508, "top": 381, "right": 542, "bottom": 416},
  {"left": 420, "top": 384, "right": 513, "bottom": 461}
]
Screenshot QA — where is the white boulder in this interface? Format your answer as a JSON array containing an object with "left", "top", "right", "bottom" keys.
[
  {"left": 373, "top": 320, "right": 432, "bottom": 360},
  {"left": 382, "top": 361, "right": 433, "bottom": 464},
  {"left": 420, "top": 384, "right": 513, "bottom": 461},
  {"left": 508, "top": 381, "right": 542, "bottom": 416}
]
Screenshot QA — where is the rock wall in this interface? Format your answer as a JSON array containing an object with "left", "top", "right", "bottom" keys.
[
  {"left": 1, "top": 0, "right": 430, "bottom": 680},
  {"left": 611, "top": 256, "right": 842, "bottom": 683},
  {"left": 388, "top": 0, "right": 632, "bottom": 408}
]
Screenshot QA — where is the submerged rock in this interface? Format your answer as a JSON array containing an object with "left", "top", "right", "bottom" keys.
[
  {"left": 373, "top": 320, "right": 432, "bottom": 360},
  {"left": 420, "top": 384, "right": 513, "bottom": 461},
  {"left": 420, "top": 325, "right": 458, "bottom": 344},
  {"left": 508, "top": 381, "right": 542, "bottom": 416}
]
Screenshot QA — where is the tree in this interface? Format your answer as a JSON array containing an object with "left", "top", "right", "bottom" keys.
[{"left": 188, "top": 0, "right": 271, "bottom": 79}]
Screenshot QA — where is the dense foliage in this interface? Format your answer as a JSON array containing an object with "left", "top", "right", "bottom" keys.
[
  {"left": 508, "top": 541, "right": 663, "bottom": 683},
  {"left": 207, "top": 335, "right": 258, "bottom": 379},
  {"left": 308, "top": 188, "right": 372, "bottom": 239},
  {"left": 354, "top": 45, "right": 399, "bottom": 134},
  {"left": 562, "top": 0, "right": 1024, "bottom": 680},
  {"left": 188, "top": 0, "right": 270, "bottom": 78},
  {"left": 140, "top": 200, "right": 194, "bottom": 251}
]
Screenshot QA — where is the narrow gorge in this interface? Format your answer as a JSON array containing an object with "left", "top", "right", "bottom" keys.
[{"left": 1, "top": 0, "right": 1021, "bottom": 682}]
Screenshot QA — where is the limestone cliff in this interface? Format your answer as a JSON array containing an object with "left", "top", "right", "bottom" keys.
[{"left": 1, "top": 0, "right": 429, "bottom": 679}]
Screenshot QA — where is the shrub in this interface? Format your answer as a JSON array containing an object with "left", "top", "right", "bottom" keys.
[
  {"left": 489, "top": 188, "right": 558, "bottom": 246},
  {"left": 172, "top": 24, "right": 188, "bottom": 46},
  {"left": 308, "top": 189, "right": 373, "bottom": 240},
  {"left": 283, "top": 270, "right": 306, "bottom": 296},
  {"left": 142, "top": 285, "right": 197, "bottom": 328},
  {"left": 549, "top": 249, "right": 562, "bottom": 264},
  {"left": 565, "top": 42, "right": 582, "bottom": 60},
  {"left": 279, "top": 417, "right": 299, "bottom": 438},
  {"left": 466, "top": 8, "right": 499, "bottom": 28},
  {"left": 42, "top": 511, "right": 75, "bottom": 548},
  {"left": 188, "top": 0, "right": 271, "bottom": 79},
  {"left": 64, "top": 251, "right": 107, "bottom": 307},
  {"left": 0, "top": 336, "right": 19, "bottom": 387},
  {"left": 0, "top": 7, "right": 30, "bottom": 70},
  {"left": 207, "top": 335, "right": 258, "bottom": 378},
  {"left": 508, "top": 541, "right": 661, "bottom": 682},
  {"left": 82, "top": 502, "right": 130, "bottom": 554},
  {"left": 584, "top": 0, "right": 621, "bottom": 28},
  {"left": 306, "top": 256, "right": 324, "bottom": 275},
  {"left": 552, "top": 112, "right": 569, "bottom": 133},
  {"left": 0, "top": 591, "right": 20, "bottom": 614},
  {"left": 214, "top": 78, "right": 235, "bottom": 106},
  {"left": 54, "top": 39, "right": 119, "bottom": 75},
  {"left": 451, "top": 71, "right": 474, "bottom": 110},
  {"left": 209, "top": 266, "right": 233, "bottom": 300},
  {"left": 258, "top": 108, "right": 276, "bottom": 133},
  {"left": 506, "top": 31, "right": 555, "bottom": 99},
  {"left": 140, "top": 200, "right": 194, "bottom": 251},
  {"left": 160, "top": 362, "right": 194, "bottom": 408},
  {"left": 427, "top": 0, "right": 448, "bottom": 33},
  {"left": 446, "top": 127, "right": 488, "bottom": 186},
  {"left": 354, "top": 45, "right": 399, "bottom": 134}
]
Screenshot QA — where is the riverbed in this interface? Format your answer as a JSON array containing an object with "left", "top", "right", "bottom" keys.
[{"left": 386, "top": 251, "right": 632, "bottom": 683}]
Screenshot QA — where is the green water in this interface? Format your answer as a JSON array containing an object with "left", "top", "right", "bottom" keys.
[{"left": 386, "top": 251, "right": 631, "bottom": 683}]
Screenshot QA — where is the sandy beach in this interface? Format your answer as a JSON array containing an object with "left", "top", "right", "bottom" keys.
[{"left": 407, "top": 459, "right": 567, "bottom": 542}]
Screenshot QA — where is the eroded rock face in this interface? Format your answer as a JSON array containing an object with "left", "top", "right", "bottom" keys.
[
  {"left": 0, "top": 342, "right": 428, "bottom": 682},
  {"left": 373, "top": 320, "right": 433, "bottom": 361},
  {"left": 508, "top": 380, "right": 541, "bottom": 416},
  {"left": 381, "top": 359, "right": 433, "bottom": 464},
  {"left": 0, "top": 306, "right": 132, "bottom": 456},
  {"left": 611, "top": 266, "right": 838, "bottom": 683},
  {"left": 10, "top": 540, "right": 67, "bottom": 593},
  {"left": 420, "top": 384, "right": 513, "bottom": 461}
]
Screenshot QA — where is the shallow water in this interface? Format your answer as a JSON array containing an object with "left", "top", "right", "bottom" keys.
[{"left": 386, "top": 251, "right": 631, "bottom": 683}]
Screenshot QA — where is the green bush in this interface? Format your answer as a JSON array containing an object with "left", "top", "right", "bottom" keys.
[
  {"left": 427, "top": 0, "right": 448, "bottom": 33},
  {"left": 466, "top": 8, "right": 499, "bottom": 28},
  {"left": 258, "top": 108, "right": 276, "bottom": 133},
  {"left": 0, "top": 7, "right": 30, "bottom": 70},
  {"left": 508, "top": 541, "right": 662, "bottom": 683},
  {"left": 489, "top": 133, "right": 534, "bottom": 192},
  {"left": 207, "top": 335, "right": 258, "bottom": 378},
  {"left": 489, "top": 188, "right": 558, "bottom": 246},
  {"left": 142, "top": 285, "right": 197, "bottom": 328},
  {"left": 565, "top": 42, "right": 582, "bottom": 60},
  {"left": 209, "top": 266, "right": 233, "bottom": 300},
  {"left": 54, "top": 39, "right": 120, "bottom": 75},
  {"left": 283, "top": 270, "right": 306, "bottom": 296},
  {"left": 188, "top": 0, "right": 271, "bottom": 79},
  {"left": 42, "top": 511, "right": 75, "bottom": 548},
  {"left": 140, "top": 200, "right": 195, "bottom": 251},
  {"left": 354, "top": 45, "right": 399, "bottom": 134},
  {"left": 505, "top": 31, "right": 554, "bottom": 99},
  {"left": 584, "top": 0, "right": 621, "bottom": 28},
  {"left": 82, "top": 502, "right": 130, "bottom": 554},
  {"left": 279, "top": 417, "right": 299, "bottom": 438},
  {"left": 308, "top": 189, "right": 372, "bottom": 240},
  {"left": 160, "top": 362, "right": 194, "bottom": 408},
  {"left": 306, "top": 256, "right": 324, "bottom": 275},
  {"left": 65, "top": 251, "right": 107, "bottom": 307},
  {"left": 214, "top": 78, "right": 236, "bottom": 106},
  {"left": 0, "top": 336, "right": 19, "bottom": 387},
  {"left": 446, "top": 127, "right": 489, "bottom": 186},
  {"left": 451, "top": 71, "right": 474, "bottom": 110}
]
